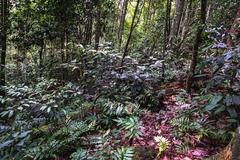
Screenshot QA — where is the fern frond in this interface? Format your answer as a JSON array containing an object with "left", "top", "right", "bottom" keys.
[
  {"left": 70, "top": 148, "right": 89, "bottom": 160},
  {"left": 113, "top": 147, "right": 135, "bottom": 160}
]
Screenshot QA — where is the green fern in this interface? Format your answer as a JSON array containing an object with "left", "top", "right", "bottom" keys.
[
  {"left": 89, "top": 133, "right": 114, "bottom": 160},
  {"left": 170, "top": 117, "right": 191, "bottom": 137},
  {"left": 114, "top": 116, "right": 142, "bottom": 140},
  {"left": 170, "top": 117, "right": 190, "bottom": 130},
  {"left": 103, "top": 100, "right": 140, "bottom": 116},
  {"left": 113, "top": 147, "right": 135, "bottom": 160},
  {"left": 70, "top": 148, "right": 89, "bottom": 160},
  {"left": 175, "top": 141, "right": 190, "bottom": 153},
  {"left": 70, "top": 101, "right": 93, "bottom": 119},
  {"left": 154, "top": 136, "right": 170, "bottom": 156}
]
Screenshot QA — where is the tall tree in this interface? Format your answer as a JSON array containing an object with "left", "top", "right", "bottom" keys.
[
  {"left": 186, "top": 0, "right": 207, "bottom": 93},
  {"left": 169, "top": 0, "right": 185, "bottom": 48},
  {"left": 180, "top": 0, "right": 192, "bottom": 41},
  {"left": 0, "top": 0, "right": 9, "bottom": 98},
  {"left": 94, "top": 0, "right": 102, "bottom": 50},
  {"left": 120, "top": 0, "right": 141, "bottom": 67},
  {"left": 84, "top": 0, "right": 94, "bottom": 46},
  {"left": 163, "top": 0, "right": 172, "bottom": 51},
  {"left": 118, "top": 0, "right": 129, "bottom": 51}
]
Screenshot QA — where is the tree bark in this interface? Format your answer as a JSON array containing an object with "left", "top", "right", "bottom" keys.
[
  {"left": 206, "top": 2, "right": 212, "bottom": 23},
  {"left": 118, "top": 0, "right": 129, "bottom": 51},
  {"left": 227, "top": 5, "right": 240, "bottom": 48},
  {"left": 120, "top": 0, "right": 141, "bottom": 67},
  {"left": 144, "top": 0, "right": 151, "bottom": 32},
  {"left": 65, "top": 32, "right": 69, "bottom": 61},
  {"left": 180, "top": 0, "right": 192, "bottom": 40},
  {"left": 0, "top": 0, "right": 8, "bottom": 98},
  {"left": 95, "top": 0, "right": 102, "bottom": 50},
  {"left": 39, "top": 33, "right": 45, "bottom": 69},
  {"left": 60, "top": 35, "right": 65, "bottom": 63},
  {"left": 186, "top": 0, "right": 207, "bottom": 93},
  {"left": 163, "top": 0, "right": 172, "bottom": 51},
  {"left": 84, "top": 0, "right": 93, "bottom": 46},
  {"left": 169, "top": 0, "right": 185, "bottom": 48}
]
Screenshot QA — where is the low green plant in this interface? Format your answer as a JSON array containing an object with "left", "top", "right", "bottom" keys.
[
  {"left": 114, "top": 116, "right": 142, "bottom": 145},
  {"left": 175, "top": 89, "right": 188, "bottom": 105},
  {"left": 154, "top": 135, "right": 170, "bottom": 156},
  {"left": 113, "top": 147, "right": 135, "bottom": 160},
  {"left": 70, "top": 148, "right": 89, "bottom": 160},
  {"left": 175, "top": 141, "right": 190, "bottom": 153}
]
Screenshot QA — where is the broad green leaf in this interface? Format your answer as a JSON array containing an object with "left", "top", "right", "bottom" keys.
[
  {"left": 204, "top": 104, "right": 218, "bottom": 111},
  {"left": 19, "top": 130, "right": 32, "bottom": 138},
  {"left": 210, "top": 95, "right": 223, "bottom": 105},
  {"left": 224, "top": 94, "right": 232, "bottom": 106},
  {"left": 0, "top": 140, "right": 14, "bottom": 149},
  {"left": 227, "top": 108, "right": 237, "bottom": 118},
  {"left": 214, "top": 105, "right": 226, "bottom": 114}
]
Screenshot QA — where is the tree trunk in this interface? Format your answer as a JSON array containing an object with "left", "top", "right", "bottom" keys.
[
  {"left": 206, "top": 2, "right": 212, "bottom": 23},
  {"left": 120, "top": 0, "right": 141, "bottom": 67},
  {"left": 65, "top": 32, "right": 69, "bottom": 61},
  {"left": 186, "top": 0, "right": 207, "bottom": 93},
  {"left": 169, "top": 0, "right": 185, "bottom": 48},
  {"left": 144, "top": 0, "right": 151, "bottom": 32},
  {"left": 84, "top": 0, "right": 93, "bottom": 46},
  {"left": 39, "top": 34, "right": 44, "bottom": 68},
  {"left": 118, "top": 0, "right": 129, "bottom": 51},
  {"left": 208, "top": 127, "right": 240, "bottom": 160},
  {"left": 180, "top": 0, "right": 192, "bottom": 41},
  {"left": 227, "top": 5, "right": 240, "bottom": 48},
  {"left": 95, "top": 0, "right": 102, "bottom": 50},
  {"left": 163, "top": 0, "right": 172, "bottom": 51},
  {"left": 162, "top": 0, "right": 172, "bottom": 82},
  {"left": 39, "top": 35, "right": 44, "bottom": 77},
  {"left": 60, "top": 35, "right": 65, "bottom": 63},
  {"left": 0, "top": 0, "right": 8, "bottom": 98}
]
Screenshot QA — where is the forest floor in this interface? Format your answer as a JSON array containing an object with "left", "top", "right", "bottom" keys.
[{"left": 130, "top": 82, "right": 224, "bottom": 160}]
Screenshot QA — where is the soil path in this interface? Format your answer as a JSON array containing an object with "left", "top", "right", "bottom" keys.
[{"left": 134, "top": 82, "right": 219, "bottom": 160}]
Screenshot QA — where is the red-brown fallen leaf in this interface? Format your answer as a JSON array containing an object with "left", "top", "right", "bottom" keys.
[
  {"left": 162, "top": 155, "right": 169, "bottom": 160},
  {"left": 190, "top": 148, "right": 208, "bottom": 157},
  {"left": 147, "top": 140, "right": 156, "bottom": 146},
  {"left": 182, "top": 157, "right": 192, "bottom": 160}
]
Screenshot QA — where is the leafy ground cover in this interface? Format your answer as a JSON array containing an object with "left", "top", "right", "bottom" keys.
[{"left": 1, "top": 45, "right": 239, "bottom": 159}]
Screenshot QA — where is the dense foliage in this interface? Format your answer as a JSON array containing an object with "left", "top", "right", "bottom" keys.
[{"left": 0, "top": 0, "right": 240, "bottom": 159}]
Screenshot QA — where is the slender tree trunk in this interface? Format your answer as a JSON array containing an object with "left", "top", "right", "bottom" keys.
[
  {"left": 163, "top": 0, "right": 172, "bottom": 51},
  {"left": 206, "top": 2, "right": 212, "bottom": 23},
  {"left": 162, "top": 0, "right": 172, "bottom": 82},
  {"left": 169, "top": 0, "right": 185, "bottom": 48},
  {"left": 227, "top": 5, "right": 240, "bottom": 48},
  {"left": 0, "top": 0, "right": 8, "bottom": 98},
  {"left": 65, "top": 32, "right": 69, "bottom": 61},
  {"left": 133, "top": 0, "right": 145, "bottom": 29},
  {"left": 60, "top": 35, "right": 65, "bottom": 63},
  {"left": 180, "top": 0, "right": 192, "bottom": 41},
  {"left": 144, "top": 0, "right": 151, "bottom": 32},
  {"left": 39, "top": 41, "right": 43, "bottom": 76},
  {"left": 120, "top": 0, "right": 141, "bottom": 67},
  {"left": 186, "top": 0, "right": 207, "bottom": 93},
  {"left": 39, "top": 35, "right": 44, "bottom": 68},
  {"left": 95, "top": 0, "right": 101, "bottom": 50},
  {"left": 118, "top": 0, "right": 129, "bottom": 51},
  {"left": 84, "top": 0, "right": 93, "bottom": 46}
]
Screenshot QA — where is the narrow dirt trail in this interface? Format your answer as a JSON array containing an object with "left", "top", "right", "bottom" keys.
[{"left": 134, "top": 82, "right": 217, "bottom": 160}]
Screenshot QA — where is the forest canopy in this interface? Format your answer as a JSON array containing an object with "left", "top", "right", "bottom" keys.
[{"left": 0, "top": 0, "right": 240, "bottom": 159}]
